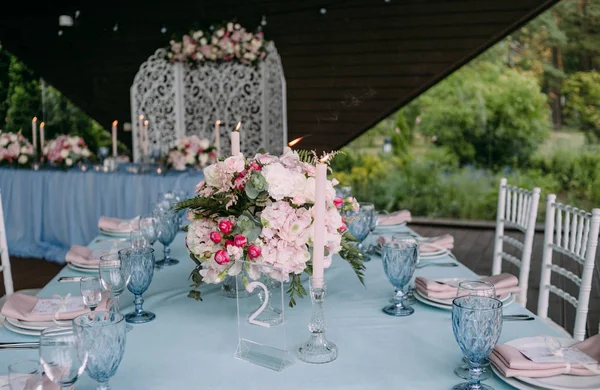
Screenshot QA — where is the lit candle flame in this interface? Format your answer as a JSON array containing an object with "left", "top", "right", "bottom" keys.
[
  {"left": 144, "top": 120, "right": 149, "bottom": 126},
  {"left": 288, "top": 137, "right": 304, "bottom": 147},
  {"left": 112, "top": 120, "right": 118, "bottom": 126},
  {"left": 139, "top": 115, "right": 144, "bottom": 120},
  {"left": 235, "top": 122, "right": 241, "bottom": 131},
  {"left": 215, "top": 120, "right": 221, "bottom": 126},
  {"left": 40, "top": 122, "right": 45, "bottom": 128},
  {"left": 32, "top": 117, "right": 37, "bottom": 122}
]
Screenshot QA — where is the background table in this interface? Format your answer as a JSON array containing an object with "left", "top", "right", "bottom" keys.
[
  {"left": 0, "top": 167, "right": 203, "bottom": 262},
  {"left": 0, "top": 226, "right": 560, "bottom": 389}
]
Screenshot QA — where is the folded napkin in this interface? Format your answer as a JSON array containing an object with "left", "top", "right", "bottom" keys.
[
  {"left": 98, "top": 216, "right": 139, "bottom": 232},
  {"left": 377, "top": 234, "right": 454, "bottom": 253},
  {"left": 490, "top": 335, "right": 600, "bottom": 378},
  {"left": 65, "top": 245, "right": 104, "bottom": 266},
  {"left": 415, "top": 273, "right": 519, "bottom": 300},
  {"left": 377, "top": 210, "right": 411, "bottom": 226},
  {"left": 1, "top": 292, "right": 109, "bottom": 322}
]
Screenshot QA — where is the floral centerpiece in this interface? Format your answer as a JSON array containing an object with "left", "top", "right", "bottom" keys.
[
  {"left": 0, "top": 132, "right": 34, "bottom": 167},
  {"left": 44, "top": 135, "right": 92, "bottom": 169},
  {"left": 167, "top": 22, "right": 267, "bottom": 65},
  {"left": 175, "top": 148, "right": 365, "bottom": 306},
  {"left": 166, "top": 135, "right": 217, "bottom": 171}
]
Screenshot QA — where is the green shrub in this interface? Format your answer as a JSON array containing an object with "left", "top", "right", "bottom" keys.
[{"left": 563, "top": 71, "right": 600, "bottom": 143}]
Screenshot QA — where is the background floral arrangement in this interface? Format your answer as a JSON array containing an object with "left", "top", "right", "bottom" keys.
[
  {"left": 167, "top": 22, "right": 267, "bottom": 65},
  {"left": 44, "top": 135, "right": 92, "bottom": 169},
  {"left": 166, "top": 135, "right": 217, "bottom": 171},
  {"left": 0, "top": 132, "right": 34, "bottom": 167},
  {"left": 176, "top": 148, "right": 365, "bottom": 306}
]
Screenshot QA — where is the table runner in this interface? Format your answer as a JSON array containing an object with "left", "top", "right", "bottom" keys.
[
  {"left": 0, "top": 226, "right": 561, "bottom": 389},
  {"left": 0, "top": 167, "right": 202, "bottom": 262}
]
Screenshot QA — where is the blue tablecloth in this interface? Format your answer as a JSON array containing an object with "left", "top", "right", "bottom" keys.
[
  {"left": 0, "top": 167, "right": 203, "bottom": 263},
  {"left": 0, "top": 226, "right": 561, "bottom": 389}
]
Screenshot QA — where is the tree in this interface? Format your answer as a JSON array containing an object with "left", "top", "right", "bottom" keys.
[{"left": 563, "top": 71, "right": 600, "bottom": 142}]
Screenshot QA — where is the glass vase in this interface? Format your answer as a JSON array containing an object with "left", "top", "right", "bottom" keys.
[{"left": 221, "top": 275, "right": 250, "bottom": 299}]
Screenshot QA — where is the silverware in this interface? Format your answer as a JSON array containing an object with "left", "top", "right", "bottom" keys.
[
  {"left": 502, "top": 314, "right": 535, "bottom": 321},
  {"left": 0, "top": 342, "right": 40, "bottom": 350},
  {"left": 93, "top": 238, "right": 127, "bottom": 243},
  {"left": 415, "top": 262, "right": 458, "bottom": 269},
  {"left": 58, "top": 276, "right": 83, "bottom": 283}
]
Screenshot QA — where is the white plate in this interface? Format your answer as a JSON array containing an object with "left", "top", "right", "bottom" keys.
[
  {"left": 99, "top": 228, "right": 131, "bottom": 237},
  {"left": 67, "top": 263, "right": 99, "bottom": 274},
  {"left": 6, "top": 317, "right": 71, "bottom": 331},
  {"left": 491, "top": 364, "right": 543, "bottom": 390},
  {"left": 414, "top": 289, "right": 514, "bottom": 310},
  {"left": 4, "top": 320, "right": 42, "bottom": 336},
  {"left": 504, "top": 337, "right": 600, "bottom": 390},
  {"left": 68, "top": 261, "right": 99, "bottom": 270},
  {"left": 419, "top": 249, "right": 450, "bottom": 259}
]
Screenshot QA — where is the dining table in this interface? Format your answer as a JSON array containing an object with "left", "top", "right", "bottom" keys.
[{"left": 0, "top": 225, "right": 561, "bottom": 389}]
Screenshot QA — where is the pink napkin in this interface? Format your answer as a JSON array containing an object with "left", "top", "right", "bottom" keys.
[
  {"left": 377, "top": 210, "right": 411, "bottom": 226},
  {"left": 378, "top": 234, "right": 454, "bottom": 253},
  {"left": 65, "top": 245, "right": 102, "bottom": 266},
  {"left": 24, "top": 375, "right": 60, "bottom": 390},
  {"left": 1, "top": 292, "right": 109, "bottom": 322},
  {"left": 415, "top": 273, "right": 520, "bottom": 300},
  {"left": 98, "top": 216, "right": 139, "bottom": 232},
  {"left": 490, "top": 334, "right": 600, "bottom": 378}
]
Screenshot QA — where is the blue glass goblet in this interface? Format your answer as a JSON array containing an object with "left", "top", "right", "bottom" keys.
[
  {"left": 343, "top": 209, "right": 373, "bottom": 261},
  {"left": 119, "top": 247, "right": 156, "bottom": 324},
  {"left": 381, "top": 235, "right": 419, "bottom": 316},
  {"left": 452, "top": 296, "right": 503, "bottom": 390},
  {"left": 73, "top": 311, "right": 127, "bottom": 390},
  {"left": 154, "top": 210, "right": 179, "bottom": 266}
]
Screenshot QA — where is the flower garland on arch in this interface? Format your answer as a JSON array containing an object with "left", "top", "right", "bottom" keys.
[{"left": 167, "top": 22, "right": 268, "bottom": 65}]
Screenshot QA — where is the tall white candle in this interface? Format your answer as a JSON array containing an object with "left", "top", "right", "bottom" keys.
[
  {"left": 39, "top": 122, "right": 45, "bottom": 157},
  {"left": 31, "top": 117, "right": 37, "bottom": 155},
  {"left": 138, "top": 115, "right": 144, "bottom": 158},
  {"left": 231, "top": 122, "right": 241, "bottom": 156},
  {"left": 143, "top": 120, "right": 149, "bottom": 156},
  {"left": 112, "top": 120, "right": 118, "bottom": 157},
  {"left": 214, "top": 120, "right": 221, "bottom": 158},
  {"left": 312, "top": 161, "right": 327, "bottom": 288}
]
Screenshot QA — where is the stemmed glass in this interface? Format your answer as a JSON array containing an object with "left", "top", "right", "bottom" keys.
[
  {"left": 73, "top": 311, "right": 127, "bottom": 390},
  {"left": 8, "top": 360, "right": 43, "bottom": 390},
  {"left": 119, "top": 247, "right": 156, "bottom": 324},
  {"left": 139, "top": 215, "right": 158, "bottom": 246},
  {"left": 335, "top": 185, "right": 352, "bottom": 199},
  {"left": 40, "top": 327, "right": 88, "bottom": 390},
  {"left": 360, "top": 202, "right": 376, "bottom": 232},
  {"left": 381, "top": 235, "right": 419, "bottom": 316},
  {"left": 154, "top": 210, "right": 179, "bottom": 266},
  {"left": 455, "top": 281, "right": 496, "bottom": 381},
  {"left": 452, "top": 296, "right": 503, "bottom": 390},
  {"left": 80, "top": 276, "right": 102, "bottom": 311},
  {"left": 99, "top": 253, "right": 129, "bottom": 313},
  {"left": 130, "top": 230, "right": 147, "bottom": 249},
  {"left": 343, "top": 208, "right": 373, "bottom": 261}
]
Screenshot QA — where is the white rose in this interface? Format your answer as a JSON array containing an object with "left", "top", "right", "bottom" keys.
[
  {"left": 65, "top": 158, "right": 73, "bottom": 166},
  {"left": 198, "top": 138, "right": 210, "bottom": 150},
  {"left": 18, "top": 155, "right": 28, "bottom": 164},
  {"left": 82, "top": 149, "right": 91, "bottom": 157},
  {"left": 216, "top": 28, "right": 225, "bottom": 38},
  {"left": 20, "top": 146, "right": 28, "bottom": 154},
  {"left": 192, "top": 30, "right": 203, "bottom": 40},
  {"left": 203, "top": 164, "right": 219, "bottom": 187},
  {"left": 198, "top": 153, "right": 209, "bottom": 166},
  {"left": 60, "top": 149, "right": 69, "bottom": 158},
  {"left": 200, "top": 38, "right": 207, "bottom": 45},
  {"left": 9, "top": 134, "right": 17, "bottom": 142},
  {"left": 0, "top": 138, "right": 8, "bottom": 147},
  {"left": 262, "top": 162, "right": 295, "bottom": 200},
  {"left": 185, "top": 154, "right": 196, "bottom": 165}
]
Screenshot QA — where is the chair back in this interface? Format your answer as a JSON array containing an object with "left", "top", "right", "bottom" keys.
[
  {"left": 537, "top": 194, "right": 600, "bottom": 341},
  {"left": 0, "top": 191, "right": 14, "bottom": 296},
  {"left": 492, "top": 178, "right": 541, "bottom": 306}
]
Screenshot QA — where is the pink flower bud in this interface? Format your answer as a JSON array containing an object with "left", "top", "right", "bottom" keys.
[
  {"left": 247, "top": 244, "right": 261, "bottom": 259},
  {"left": 333, "top": 197, "right": 344, "bottom": 208},
  {"left": 214, "top": 249, "right": 230, "bottom": 265},
  {"left": 249, "top": 161, "right": 262, "bottom": 171},
  {"left": 218, "top": 220, "right": 233, "bottom": 234},
  {"left": 225, "top": 239, "right": 235, "bottom": 248},
  {"left": 209, "top": 231, "right": 222, "bottom": 244},
  {"left": 339, "top": 222, "right": 347, "bottom": 233},
  {"left": 234, "top": 234, "right": 247, "bottom": 247}
]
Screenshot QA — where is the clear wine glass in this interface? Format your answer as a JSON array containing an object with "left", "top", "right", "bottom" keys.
[
  {"left": 99, "top": 253, "right": 129, "bottom": 313},
  {"left": 74, "top": 311, "right": 127, "bottom": 390},
  {"left": 381, "top": 235, "right": 419, "bottom": 316},
  {"left": 139, "top": 214, "right": 158, "bottom": 246},
  {"left": 39, "top": 328, "right": 88, "bottom": 390},
  {"left": 80, "top": 276, "right": 102, "bottom": 311},
  {"left": 360, "top": 202, "right": 376, "bottom": 232},
  {"left": 130, "top": 230, "right": 147, "bottom": 249},
  {"left": 452, "top": 296, "right": 503, "bottom": 390},
  {"left": 8, "top": 360, "right": 42, "bottom": 390},
  {"left": 154, "top": 210, "right": 179, "bottom": 266},
  {"left": 343, "top": 209, "right": 373, "bottom": 261}
]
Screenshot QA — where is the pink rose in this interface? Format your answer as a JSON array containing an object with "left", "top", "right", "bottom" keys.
[
  {"left": 225, "top": 239, "right": 235, "bottom": 248},
  {"left": 247, "top": 244, "right": 261, "bottom": 259},
  {"left": 234, "top": 234, "right": 247, "bottom": 247},
  {"left": 333, "top": 197, "right": 344, "bottom": 208},
  {"left": 209, "top": 231, "right": 222, "bottom": 244},
  {"left": 339, "top": 222, "right": 347, "bottom": 233},
  {"left": 214, "top": 250, "right": 230, "bottom": 265},
  {"left": 218, "top": 220, "right": 233, "bottom": 234}
]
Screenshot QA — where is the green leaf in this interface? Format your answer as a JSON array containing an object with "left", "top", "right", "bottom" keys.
[{"left": 187, "top": 290, "right": 203, "bottom": 301}]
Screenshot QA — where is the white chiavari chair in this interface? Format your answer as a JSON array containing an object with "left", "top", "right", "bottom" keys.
[
  {"left": 492, "top": 178, "right": 541, "bottom": 306},
  {"left": 537, "top": 194, "right": 600, "bottom": 341}
]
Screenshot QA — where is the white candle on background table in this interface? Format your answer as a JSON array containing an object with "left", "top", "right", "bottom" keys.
[
  {"left": 143, "top": 120, "right": 149, "bottom": 156},
  {"left": 214, "top": 120, "right": 221, "bottom": 158},
  {"left": 31, "top": 117, "right": 37, "bottom": 154},
  {"left": 138, "top": 115, "right": 144, "bottom": 157},
  {"left": 312, "top": 159, "right": 328, "bottom": 288},
  {"left": 231, "top": 122, "right": 241, "bottom": 156},
  {"left": 112, "top": 120, "right": 118, "bottom": 157},
  {"left": 39, "top": 122, "right": 45, "bottom": 156}
]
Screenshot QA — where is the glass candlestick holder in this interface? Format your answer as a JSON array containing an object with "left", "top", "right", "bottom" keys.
[{"left": 296, "top": 277, "right": 338, "bottom": 364}]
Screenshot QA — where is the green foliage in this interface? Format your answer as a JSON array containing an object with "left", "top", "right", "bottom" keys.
[
  {"left": 415, "top": 61, "right": 551, "bottom": 169},
  {"left": 562, "top": 71, "right": 600, "bottom": 142}
]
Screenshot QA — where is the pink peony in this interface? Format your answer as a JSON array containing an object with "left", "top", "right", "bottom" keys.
[
  {"left": 247, "top": 244, "right": 261, "bottom": 259},
  {"left": 333, "top": 197, "right": 344, "bottom": 208},
  {"left": 234, "top": 234, "right": 247, "bottom": 247},
  {"left": 214, "top": 250, "right": 230, "bottom": 265},
  {"left": 218, "top": 220, "right": 233, "bottom": 234},
  {"left": 209, "top": 231, "right": 222, "bottom": 244}
]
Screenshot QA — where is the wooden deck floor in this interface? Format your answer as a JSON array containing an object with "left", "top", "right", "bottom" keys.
[{"left": 3, "top": 223, "right": 599, "bottom": 336}]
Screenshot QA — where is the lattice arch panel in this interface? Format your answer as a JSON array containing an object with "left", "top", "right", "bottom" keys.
[{"left": 130, "top": 43, "right": 287, "bottom": 161}]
